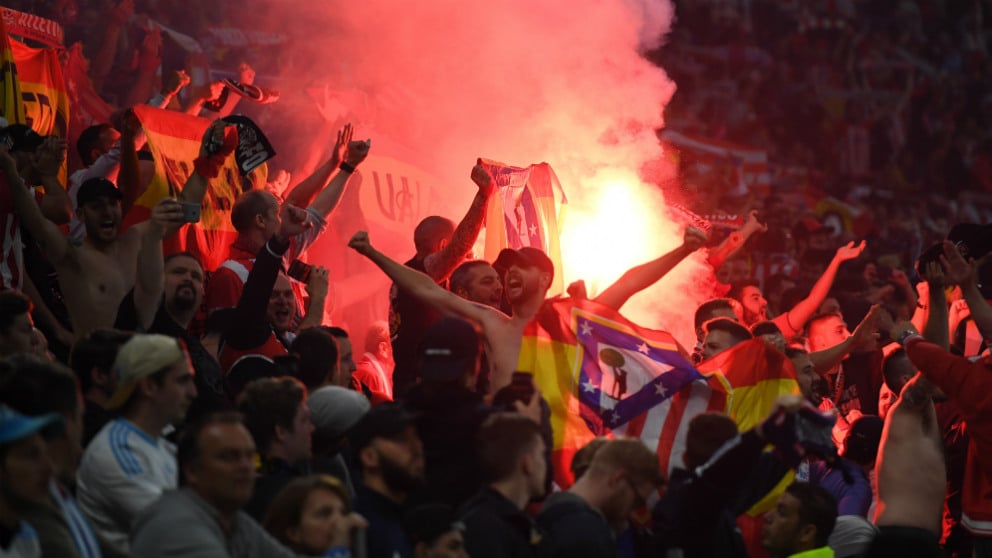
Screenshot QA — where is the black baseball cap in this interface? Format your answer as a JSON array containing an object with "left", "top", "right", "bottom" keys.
[
  {"left": 348, "top": 402, "right": 417, "bottom": 451},
  {"left": 76, "top": 177, "right": 123, "bottom": 208},
  {"left": 4, "top": 124, "right": 46, "bottom": 152},
  {"left": 494, "top": 247, "right": 555, "bottom": 282},
  {"left": 418, "top": 317, "right": 480, "bottom": 383}
]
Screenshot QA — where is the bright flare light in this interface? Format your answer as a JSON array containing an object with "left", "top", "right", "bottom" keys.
[{"left": 559, "top": 168, "right": 679, "bottom": 299}]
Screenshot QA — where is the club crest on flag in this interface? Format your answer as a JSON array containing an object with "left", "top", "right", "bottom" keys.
[{"left": 572, "top": 309, "right": 703, "bottom": 432}]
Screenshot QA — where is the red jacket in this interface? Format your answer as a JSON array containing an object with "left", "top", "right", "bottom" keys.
[{"left": 906, "top": 338, "right": 992, "bottom": 537}]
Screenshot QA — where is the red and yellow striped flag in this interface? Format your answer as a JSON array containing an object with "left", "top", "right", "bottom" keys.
[
  {"left": 122, "top": 105, "right": 266, "bottom": 271},
  {"left": 0, "top": 14, "right": 25, "bottom": 125}
]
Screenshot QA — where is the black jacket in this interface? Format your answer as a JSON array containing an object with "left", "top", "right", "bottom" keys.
[{"left": 459, "top": 487, "right": 549, "bottom": 558}]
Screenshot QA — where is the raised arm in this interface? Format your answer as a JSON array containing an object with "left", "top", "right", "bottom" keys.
[
  {"left": 595, "top": 226, "right": 707, "bottom": 311},
  {"left": 921, "top": 262, "right": 949, "bottom": 349},
  {"left": 706, "top": 210, "right": 767, "bottom": 270},
  {"left": 774, "top": 241, "right": 866, "bottom": 337},
  {"left": 298, "top": 266, "right": 329, "bottom": 331},
  {"left": 422, "top": 161, "right": 495, "bottom": 281},
  {"left": 809, "top": 304, "right": 881, "bottom": 374},
  {"left": 349, "top": 230, "right": 497, "bottom": 327},
  {"left": 308, "top": 138, "right": 371, "bottom": 218},
  {"left": 941, "top": 241, "right": 992, "bottom": 343},
  {"left": 0, "top": 143, "right": 72, "bottom": 266},
  {"left": 284, "top": 123, "right": 352, "bottom": 209},
  {"left": 132, "top": 199, "right": 185, "bottom": 330},
  {"left": 34, "top": 138, "right": 72, "bottom": 224}
]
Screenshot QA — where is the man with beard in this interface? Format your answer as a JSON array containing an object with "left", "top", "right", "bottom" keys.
[
  {"left": 350, "top": 226, "right": 707, "bottom": 394},
  {"left": 2, "top": 121, "right": 228, "bottom": 336},
  {"left": 727, "top": 240, "right": 866, "bottom": 338},
  {"left": 351, "top": 403, "right": 425, "bottom": 558},
  {"left": 538, "top": 438, "right": 662, "bottom": 558},
  {"left": 448, "top": 260, "right": 502, "bottom": 393},
  {"left": 116, "top": 252, "right": 230, "bottom": 421}
]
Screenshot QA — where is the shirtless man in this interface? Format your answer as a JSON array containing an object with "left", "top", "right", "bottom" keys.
[
  {"left": 349, "top": 226, "right": 707, "bottom": 392},
  {"left": 0, "top": 120, "right": 228, "bottom": 336},
  {"left": 869, "top": 320, "right": 946, "bottom": 557}
]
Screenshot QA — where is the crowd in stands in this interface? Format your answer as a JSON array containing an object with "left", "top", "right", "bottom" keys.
[{"left": 0, "top": 0, "right": 990, "bottom": 558}]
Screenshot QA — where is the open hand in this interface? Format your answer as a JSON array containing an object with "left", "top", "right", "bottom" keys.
[
  {"left": 330, "top": 123, "right": 353, "bottom": 168},
  {"left": 834, "top": 240, "right": 867, "bottom": 262},
  {"left": 923, "top": 260, "right": 945, "bottom": 291},
  {"left": 850, "top": 304, "right": 882, "bottom": 352}
]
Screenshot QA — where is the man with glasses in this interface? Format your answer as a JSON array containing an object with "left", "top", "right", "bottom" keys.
[{"left": 538, "top": 438, "right": 662, "bottom": 558}]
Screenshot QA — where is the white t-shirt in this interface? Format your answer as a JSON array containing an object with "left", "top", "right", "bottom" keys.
[{"left": 76, "top": 418, "right": 177, "bottom": 555}]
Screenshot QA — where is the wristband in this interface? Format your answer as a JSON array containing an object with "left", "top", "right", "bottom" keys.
[
  {"left": 339, "top": 161, "right": 357, "bottom": 174},
  {"left": 898, "top": 330, "right": 923, "bottom": 347}
]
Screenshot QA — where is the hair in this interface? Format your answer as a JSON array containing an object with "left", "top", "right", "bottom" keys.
[
  {"left": 177, "top": 412, "right": 246, "bottom": 485},
  {"left": 0, "top": 291, "right": 32, "bottom": 334},
  {"left": 702, "top": 318, "right": 753, "bottom": 344},
  {"left": 237, "top": 377, "right": 307, "bottom": 454},
  {"left": 263, "top": 475, "right": 351, "bottom": 553},
  {"left": 570, "top": 437, "right": 609, "bottom": 480},
  {"left": 476, "top": 413, "right": 542, "bottom": 483},
  {"left": 694, "top": 298, "right": 736, "bottom": 331},
  {"left": 683, "top": 412, "right": 738, "bottom": 471},
  {"left": 289, "top": 328, "right": 339, "bottom": 392},
  {"left": 321, "top": 326, "right": 349, "bottom": 340},
  {"left": 449, "top": 260, "right": 493, "bottom": 295},
  {"left": 784, "top": 347, "right": 808, "bottom": 360},
  {"left": 806, "top": 312, "right": 844, "bottom": 338},
  {"left": 785, "top": 482, "right": 838, "bottom": 548},
  {"left": 587, "top": 438, "right": 663, "bottom": 487},
  {"left": 882, "top": 348, "right": 913, "bottom": 394},
  {"left": 76, "top": 123, "right": 113, "bottom": 166},
  {"left": 726, "top": 279, "right": 761, "bottom": 303},
  {"left": 231, "top": 190, "right": 276, "bottom": 233},
  {"left": 750, "top": 320, "right": 783, "bottom": 338},
  {"left": 363, "top": 321, "right": 390, "bottom": 354},
  {"left": 69, "top": 329, "right": 133, "bottom": 392},
  {"left": 164, "top": 251, "right": 204, "bottom": 270},
  {"left": 0, "top": 355, "right": 79, "bottom": 418},
  {"left": 413, "top": 216, "right": 455, "bottom": 254}
]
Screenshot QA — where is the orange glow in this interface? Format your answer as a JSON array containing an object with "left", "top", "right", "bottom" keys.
[{"left": 559, "top": 168, "right": 677, "bottom": 297}]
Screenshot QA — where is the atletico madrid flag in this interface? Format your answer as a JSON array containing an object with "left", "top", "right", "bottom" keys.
[{"left": 517, "top": 297, "right": 724, "bottom": 488}]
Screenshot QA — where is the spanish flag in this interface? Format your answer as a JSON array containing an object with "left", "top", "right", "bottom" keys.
[
  {"left": 0, "top": 15, "right": 26, "bottom": 125},
  {"left": 122, "top": 105, "right": 265, "bottom": 271},
  {"left": 481, "top": 159, "right": 567, "bottom": 295},
  {"left": 698, "top": 339, "right": 800, "bottom": 558},
  {"left": 517, "top": 297, "right": 723, "bottom": 488}
]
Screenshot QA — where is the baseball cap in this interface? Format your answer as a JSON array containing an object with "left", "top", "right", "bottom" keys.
[
  {"left": 2, "top": 124, "right": 46, "bottom": 152},
  {"left": 308, "top": 386, "right": 371, "bottom": 439},
  {"left": 76, "top": 177, "right": 123, "bottom": 208},
  {"left": 0, "top": 404, "right": 62, "bottom": 445},
  {"left": 844, "top": 415, "right": 883, "bottom": 464},
  {"left": 106, "top": 334, "right": 188, "bottom": 410},
  {"left": 403, "top": 503, "right": 465, "bottom": 546},
  {"left": 494, "top": 247, "right": 555, "bottom": 282},
  {"left": 348, "top": 402, "right": 417, "bottom": 452},
  {"left": 418, "top": 317, "right": 480, "bottom": 383}
]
